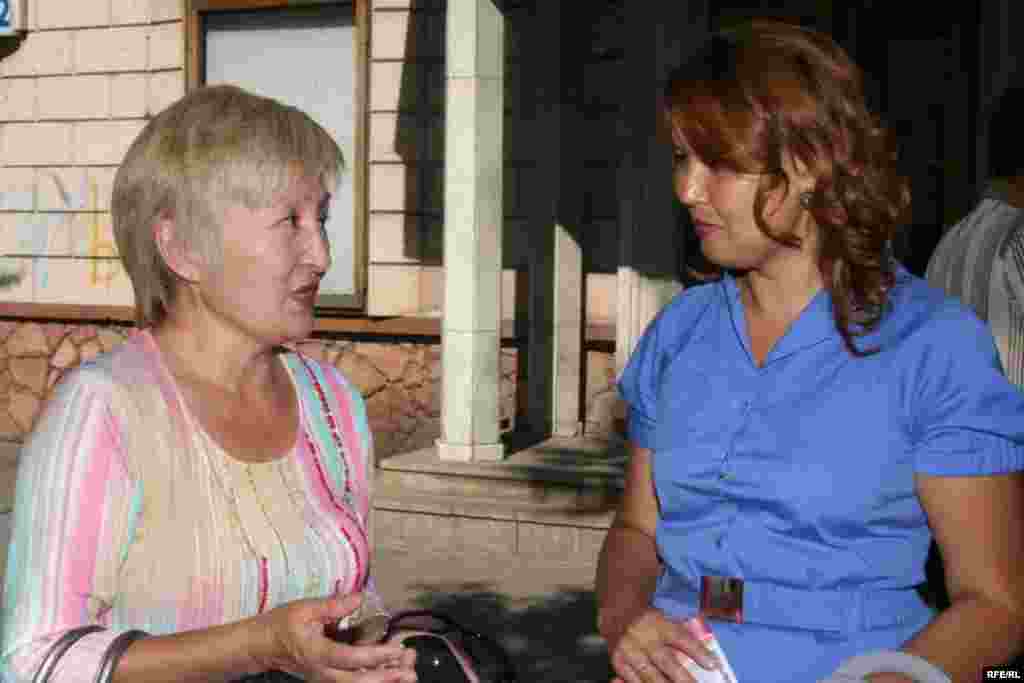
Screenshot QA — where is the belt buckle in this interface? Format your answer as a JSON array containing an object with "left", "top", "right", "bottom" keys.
[{"left": 700, "top": 575, "right": 744, "bottom": 623}]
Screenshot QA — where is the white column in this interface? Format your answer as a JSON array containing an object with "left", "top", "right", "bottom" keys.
[
  {"left": 517, "top": 0, "right": 580, "bottom": 440},
  {"left": 437, "top": 0, "right": 505, "bottom": 462},
  {"left": 542, "top": 2, "right": 583, "bottom": 439},
  {"left": 552, "top": 219, "right": 583, "bottom": 436}
]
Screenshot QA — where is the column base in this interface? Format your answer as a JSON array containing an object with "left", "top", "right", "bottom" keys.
[
  {"left": 435, "top": 439, "right": 506, "bottom": 463},
  {"left": 553, "top": 421, "right": 583, "bottom": 438}
]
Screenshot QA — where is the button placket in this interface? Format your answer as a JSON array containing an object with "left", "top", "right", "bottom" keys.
[
  {"left": 720, "top": 397, "right": 751, "bottom": 480},
  {"left": 717, "top": 445, "right": 732, "bottom": 479},
  {"left": 715, "top": 503, "right": 739, "bottom": 549}
]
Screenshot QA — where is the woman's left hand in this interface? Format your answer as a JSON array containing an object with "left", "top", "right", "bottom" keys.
[
  {"left": 255, "top": 592, "right": 417, "bottom": 682},
  {"left": 608, "top": 607, "right": 718, "bottom": 683}
]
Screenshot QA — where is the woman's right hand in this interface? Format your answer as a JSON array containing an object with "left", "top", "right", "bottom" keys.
[
  {"left": 607, "top": 607, "right": 719, "bottom": 683},
  {"left": 256, "top": 592, "right": 417, "bottom": 682}
]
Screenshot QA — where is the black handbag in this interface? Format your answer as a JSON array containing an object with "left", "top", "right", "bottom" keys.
[
  {"left": 376, "top": 610, "right": 517, "bottom": 683},
  {"left": 241, "top": 609, "right": 519, "bottom": 682},
  {"left": 32, "top": 626, "right": 148, "bottom": 683}
]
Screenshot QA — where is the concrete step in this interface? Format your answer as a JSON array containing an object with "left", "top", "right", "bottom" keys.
[
  {"left": 369, "top": 437, "right": 623, "bottom": 682},
  {"left": 372, "top": 436, "right": 626, "bottom": 569}
]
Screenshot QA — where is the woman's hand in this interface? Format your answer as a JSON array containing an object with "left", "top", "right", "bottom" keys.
[
  {"left": 256, "top": 592, "right": 417, "bottom": 682},
  {"left": 607, "top": 607, "right": 719, "bottom": 683}
]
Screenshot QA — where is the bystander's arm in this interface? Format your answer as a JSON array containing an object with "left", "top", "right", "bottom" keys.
[{"left": 894, "top": 474, "right": 1024, "bottom": 682}]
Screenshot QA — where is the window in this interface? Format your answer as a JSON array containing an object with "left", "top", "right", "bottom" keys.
[{"left": 187, "top": 0, "right": 368, "bottom": 309}]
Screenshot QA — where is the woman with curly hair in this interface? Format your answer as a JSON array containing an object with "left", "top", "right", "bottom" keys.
[{"left": 596, "top": 21, "right": 1024, "bottom": 683}]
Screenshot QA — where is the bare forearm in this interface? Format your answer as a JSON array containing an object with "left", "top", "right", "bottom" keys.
[
  {"left": 907, "top": 475, "right": 1024, "bottom": 682},
  {"left": 596, "top": 525, "right": 662, "bottom": 642},
  {"left": 111, "top": 615, "right": 271, "bottom": 683},
  {"left": 900, "top": 595, "right": 1024, "bottom": 683}
]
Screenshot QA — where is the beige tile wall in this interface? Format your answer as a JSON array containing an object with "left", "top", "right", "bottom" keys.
[
  {"left": 0, "top": 1, "right": 622, "bottom": 502},
  {"left": 0, "top": 0, "right": 620, "bottom": 321},
  {"left": 0, "top": 0, "right": 185, "bottom": 306}
]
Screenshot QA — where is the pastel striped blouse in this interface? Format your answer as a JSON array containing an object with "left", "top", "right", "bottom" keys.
[{"left": 0, "top": 330, "right": 375, "bottom": 682}]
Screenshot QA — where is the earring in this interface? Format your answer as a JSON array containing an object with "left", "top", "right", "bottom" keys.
[{"left": 799, "top": 191, "right": 813, "bottom": 209}]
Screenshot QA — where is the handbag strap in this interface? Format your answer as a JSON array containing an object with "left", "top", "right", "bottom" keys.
[
  {"left": 380, "top": 610, "right": 461, "bottom": 642},
  {"left": 94, "top": 630, "right": 148, "bottom": 683},
  {"left": 32, "top": 626, "right": 104, "bottom": 683}
]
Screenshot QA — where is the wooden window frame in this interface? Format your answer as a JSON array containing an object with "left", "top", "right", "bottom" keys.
[
  {"left": 186, "top": 0, "right": 369, "bottom": 312},
  {"left": 0, "top": 0, "right": 374, "bottom": 327},
  {"left": 0, "top": 2, "right": 613, "bottom": 344}
]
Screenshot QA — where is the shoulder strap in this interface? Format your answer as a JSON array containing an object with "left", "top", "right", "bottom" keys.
[{"left": 33, "top": 626, "right": 104, "bottom": 683}]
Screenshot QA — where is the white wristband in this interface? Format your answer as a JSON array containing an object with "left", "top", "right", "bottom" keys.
[{"left": 824, "top": 650, "right": 951, "bottom": 683}]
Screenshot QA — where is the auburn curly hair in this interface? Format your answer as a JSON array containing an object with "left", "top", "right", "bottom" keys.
[{"left": 664, "top": 21, "right": 910, "bottom": 356}]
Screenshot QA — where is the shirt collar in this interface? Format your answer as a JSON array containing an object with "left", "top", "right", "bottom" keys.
[{"left": 720, "top": 272, "right": 837, "bottom": 366}]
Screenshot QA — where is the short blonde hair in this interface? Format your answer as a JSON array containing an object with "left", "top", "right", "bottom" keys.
[{"left": 112, "top": 84, "right": 345, "bottom": 327}]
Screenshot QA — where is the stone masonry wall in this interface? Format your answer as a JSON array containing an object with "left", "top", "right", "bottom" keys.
[{"left": 0, "top": 320, "right": 617, "bottom": 467}]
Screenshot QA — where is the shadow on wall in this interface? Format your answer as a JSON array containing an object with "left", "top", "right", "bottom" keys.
[
  {"left": 408, "top": 585, "right": 614, "bottom": 683},
  {"left": 389, "top": 1, "right": 449, "bottom": 270}
]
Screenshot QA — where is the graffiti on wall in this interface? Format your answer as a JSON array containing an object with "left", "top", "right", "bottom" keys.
[{"left": 0, "top": 172, "right": 122, "bottom": 299}]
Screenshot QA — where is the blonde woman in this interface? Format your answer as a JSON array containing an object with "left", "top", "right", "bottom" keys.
[{"left": 1, "top": 85, "right": 417, "bottom": 683}]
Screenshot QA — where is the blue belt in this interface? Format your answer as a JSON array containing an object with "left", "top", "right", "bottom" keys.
[{"left": 654, "top": 576, "right": 932, "bottom": 634}]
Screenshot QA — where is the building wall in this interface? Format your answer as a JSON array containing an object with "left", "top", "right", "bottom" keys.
[
  {"left": 0, "top": 320, "right": 522, "bottom": 457},
  {"left": 365, "top": 1, "right": 622, "bottom": 325},
  {"left": 0, "top": 1, "right": 621, "bottom": 513},
  {"left": 0, "top": 321, "right": 616, "bottom": 506},
  {"left": 0, "top": 0, "right": 183, "bottom": 305}
]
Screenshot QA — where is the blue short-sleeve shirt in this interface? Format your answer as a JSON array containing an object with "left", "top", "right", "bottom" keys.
[{"left": 618, "top": 267, "right": 1024, "bottom": 681}]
